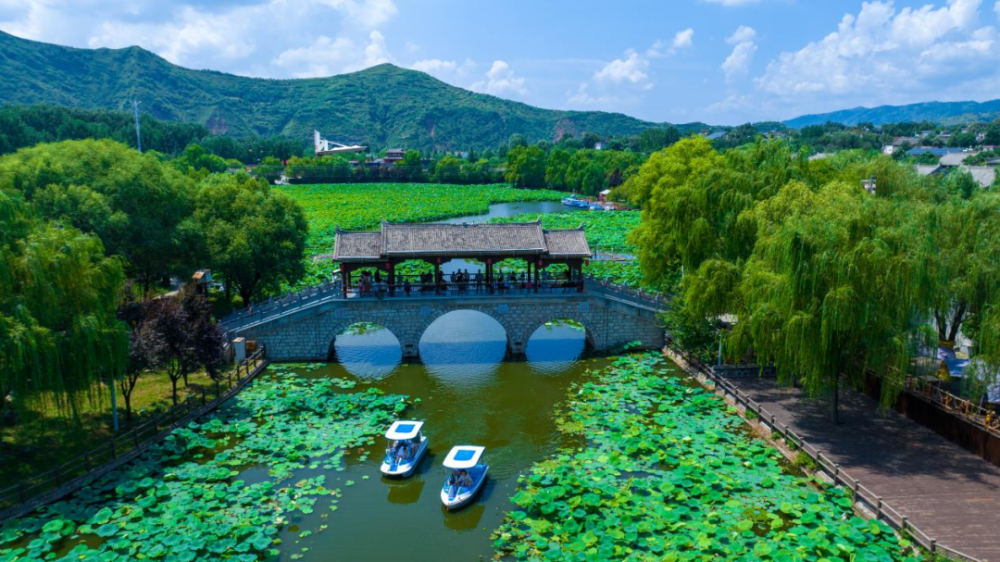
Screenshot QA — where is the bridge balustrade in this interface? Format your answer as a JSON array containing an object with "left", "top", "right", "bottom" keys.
[{"left": 219, "top": 276, "right": 668, "bottom": 331}]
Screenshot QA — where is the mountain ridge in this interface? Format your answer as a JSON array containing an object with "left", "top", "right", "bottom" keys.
[
  {"left": 0, "top": 30, "right": 703, "bottom": 150},
  {"left": 784, "top": 99, "right": 1000, "bottom": 129}
]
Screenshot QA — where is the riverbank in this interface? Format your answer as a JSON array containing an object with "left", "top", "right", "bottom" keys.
[
  {"left": 0, "top": 370, "right": 216, "bottom": 484},
  {"left": 491, "top": 353, "right": 916, "bottom": 560}
]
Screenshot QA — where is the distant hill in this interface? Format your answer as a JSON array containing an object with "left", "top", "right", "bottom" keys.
[
  {"left": 784, "top": 100, "right": 1000, "bottom": 129},
  {"left": 0, "top": 30, "right": 709, "bottom": 151}
]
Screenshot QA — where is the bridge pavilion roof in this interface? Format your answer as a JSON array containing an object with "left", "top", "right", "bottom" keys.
[{"left": 333, "top": 219, "right": 591, "bottom": 262}]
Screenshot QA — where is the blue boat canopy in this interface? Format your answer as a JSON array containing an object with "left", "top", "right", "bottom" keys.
[
  {"left": 385, "top": 421, "right": 423, "bottom": 440},
  {"left": 443, "top": 445, "right": 485, "bottom": 469}
]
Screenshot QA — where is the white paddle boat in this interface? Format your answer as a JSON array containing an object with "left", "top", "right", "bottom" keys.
[
  {"left": 380, "top": 421, "right": 428, "bottom": 478},
  {"left": 440, "top": 445, "right": 488, "bottom": 510}
]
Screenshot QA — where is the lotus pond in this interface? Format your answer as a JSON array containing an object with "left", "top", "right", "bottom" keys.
[
  {"left": 492, "top": 353, "right": 917, "bottom": 561},
  {"left": 0, "top": 319, "right": 915, "bottom": 561}
]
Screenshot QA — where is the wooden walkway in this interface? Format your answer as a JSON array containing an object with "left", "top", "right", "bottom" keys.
[{"left": 727, "top": 377, "right": 1000, "bottom": 561}]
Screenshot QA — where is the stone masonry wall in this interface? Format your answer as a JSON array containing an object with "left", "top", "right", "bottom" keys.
[{"left": 234, "top": 295, "right": 663, "bottom": 362}]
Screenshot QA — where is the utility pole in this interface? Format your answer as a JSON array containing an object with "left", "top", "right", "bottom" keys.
[{"left": 133, "top": 100, "right": 142, "bottom": 153}]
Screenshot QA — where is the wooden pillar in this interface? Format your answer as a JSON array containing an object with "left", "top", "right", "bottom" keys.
[
  {"left": 340, "top": 266, "right": 349, "bottom": 298},
  {"left": 534, "top": 260, "right": 540, "bottom": 293},
  {"left": 435, "top": 260, "right": 442, "bottom": 295},
  {"left": 387, "top": 261, "right": 395, "bottom": 296},
  {"left": 486, "top": 261, "right": 493, "bottom": 294}
]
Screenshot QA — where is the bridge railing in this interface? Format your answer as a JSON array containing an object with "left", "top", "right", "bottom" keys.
[
  {"left": 582, "top": 277, "right": 668, "bottom": 311},
  {"left": 220, "top": 275, "right": 669, "bottom": 332}
]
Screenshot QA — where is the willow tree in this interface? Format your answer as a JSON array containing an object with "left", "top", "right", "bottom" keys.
[
  {"left": 0, "top": 189, "right": 128, "bottom": 424},
  {"left": 925, "top": 191, "right": 1000, "bottom": 345},
  {"left": 730, "top": 181, "right": 935, "bottom": 422}
]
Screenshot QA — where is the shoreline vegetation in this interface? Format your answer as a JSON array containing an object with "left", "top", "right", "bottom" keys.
[
  {"left": 491, "top": 353, "right": 916, "bottom": 561},
  {"left": 3, "top": 355, "right": 921, "bottom": 561},
  {"left": 0, "top": 365, "right": 407, "bottom": 561}
]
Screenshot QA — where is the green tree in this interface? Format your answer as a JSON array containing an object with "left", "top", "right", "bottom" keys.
[
  {"left": 505, "top": 146, "right": 547, "bottom": 188},
  {"left": 731, "top": 182, "right": 934, "bottom": 422},
  {"left": 0, "top": 139, "right": 196, "bottom": 291},
  {"left": 0, "top": 190, "right": 127, "bottom": 423},
  {"left": 638, "top": 127, "right": 680, "bottom": 153},
  {"left": 174, "top": 144, "right": 229, "bottom": 174},
  {"left": 396, "top": 149, "right": 425, "bottom": 181},
  {"left": 545, "top": 148, "right": 572, "bottom": 190},
  {"left": 508, "top": 133, "right": 528, "bottom": 149},
  {"left": 434, "top": 155, "right": 465, "bottom": 183},
  {"left": 195, "top": 173, "right": 308, "bottom": 306}
]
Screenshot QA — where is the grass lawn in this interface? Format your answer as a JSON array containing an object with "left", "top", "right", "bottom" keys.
[{"left": 0, "top": 369, "right": 218, "bottom": 485}]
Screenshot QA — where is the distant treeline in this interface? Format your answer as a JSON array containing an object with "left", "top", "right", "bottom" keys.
[{"left": 0, "top": 104, "right": 308, "bottom": 162}]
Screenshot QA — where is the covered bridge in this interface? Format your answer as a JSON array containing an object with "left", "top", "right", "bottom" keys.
[{"left": 333, "top": 220, "right": 591, "bottom": 296}]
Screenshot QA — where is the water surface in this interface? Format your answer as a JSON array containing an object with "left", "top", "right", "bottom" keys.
[{"left": 274, "top": 311, "right": 603, "bottom": 560}]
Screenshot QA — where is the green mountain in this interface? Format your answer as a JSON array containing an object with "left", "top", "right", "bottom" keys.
[
  {"left": 0, "top": 30, "right": 701, "bottom": 150},
  {"left": 784, "top": 100, "right": 1000, "bottom": 129}
]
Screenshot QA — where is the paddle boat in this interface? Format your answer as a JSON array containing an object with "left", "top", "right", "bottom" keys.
[
  {"left": 561, "top": 196, "right": 588, "bottom": 208},
  {"left": 380, "top": 421, "right": 428, "bottom": 478},
  {"left": 440, "top": 445, "right": 488, "bottom": 510}
]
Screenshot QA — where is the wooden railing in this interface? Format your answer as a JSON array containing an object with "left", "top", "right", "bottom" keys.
[
  {"left": 0, "top": 347, "right": 268, "bottom": 524},
  {"left": 902, "top": 376, "right": 1000, "bottom": 438},
  {"left": 666, "top": 342, "right": 982, "bottom": 562}
]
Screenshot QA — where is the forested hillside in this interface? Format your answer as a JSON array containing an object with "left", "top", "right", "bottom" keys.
[
  {"left": 785, "top": 99, "right": 1000, "bottom": 128},
  {"left": 0, "top": 31, "right": 686, "bottom": 150}
]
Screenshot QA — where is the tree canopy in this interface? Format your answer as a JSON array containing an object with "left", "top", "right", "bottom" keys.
[
  {"left": 0, "top": 139, "right": 197, "bottom": 289},
  {"left": 0, "top": 189, "right": 127, "bottom": 420},
  {"left": 195, "top": 173, "right": 309, "bottom": 306},
  {"left": 629, "top": 137, "right": 1000, "bottom": 418}
]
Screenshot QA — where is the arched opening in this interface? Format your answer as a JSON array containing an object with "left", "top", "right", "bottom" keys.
[
  {"left": 419, "top": 310, "right": 507, "bottom": 384},
  {"left": 329, "top": 322, "right": 402, "bottom": 379},
  {"left": 525, "top": 319, "right": 590, "bottom": 374}
]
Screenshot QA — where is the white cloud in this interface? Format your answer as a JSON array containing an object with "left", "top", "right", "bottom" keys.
[
  {"left": 410, "top": 58, "right": 476, "bottom": 82},
  {"left": 470, "top": 60, "right": 527, "bottom": 96},
  {"left": 647, "top": 28, "right": 695, "bottom": 58},
  {"left": 722, "top": 26, "right": 757, "bottom": 81},
  {"left": 995, "top": 0, "right": 1000, "bottom": 19},
  {"left": 1, "top": 1, "right": 401, "bottom": 79},
  {"left": 594, "top": 49, "right": 652, "bottom": 89},
  {"left": 317, "top": 0, "right": 398, "bottom": 28},
  {"left": 700, "top": 0, "right": 761, "bottom": 6},
  {"left": 673, "top": 28, "right": 695, "bottom": 49},
  {"left": 726, "top": 25, "right": 757, "bottom": 45},
  {"left": 271, "top": 30, "right": 394, "bottom": 78},
  {"left": 567, "top": 83, "right": 619, "bottom": 105},
  {"left": 755, "top": 0, "right": 999, "bottom": 97}
]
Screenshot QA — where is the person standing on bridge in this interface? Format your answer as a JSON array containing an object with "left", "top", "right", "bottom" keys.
[{"left": 475, "top": 270, "right": 483, "bottom": 293}]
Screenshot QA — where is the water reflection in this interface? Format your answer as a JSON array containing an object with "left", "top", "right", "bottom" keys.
[
  {"left": 333, "top": 324, "right": 402, "bottom": 379},
  {"left": 419, "top": 310, "right": 507, "bottom": 384},
  {"left": 526, "top": 321, "right": 587, "bottom": 374}
]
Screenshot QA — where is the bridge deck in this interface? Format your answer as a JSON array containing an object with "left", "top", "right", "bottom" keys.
[{"left": 221, "top": 277, "right": 666, "bottom": 331}]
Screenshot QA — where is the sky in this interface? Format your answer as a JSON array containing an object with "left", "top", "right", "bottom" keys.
[{"left": 2, "top": 0, "right": 1000, "bottom": 125}]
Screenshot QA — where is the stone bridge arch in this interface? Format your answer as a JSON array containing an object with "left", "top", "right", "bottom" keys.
[{"left": 232, "top": 294, "right": 664, "bottom": 362}]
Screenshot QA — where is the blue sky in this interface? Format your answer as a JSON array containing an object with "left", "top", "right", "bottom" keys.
[{"left": 3, "top": 0, "right": 1000, "bottom": 125}]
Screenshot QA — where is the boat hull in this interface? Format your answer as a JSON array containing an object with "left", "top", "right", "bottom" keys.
[
  {"left": 380, "top": 437, "right": 428, "bottom": 478},
  {"left": 440, "top": 465, "right": 488, "bottom": 510}
]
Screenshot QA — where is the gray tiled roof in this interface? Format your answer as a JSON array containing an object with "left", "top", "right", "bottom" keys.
[
  {"left": 332, "top": 231, "right": 383, "bottom": 260},
  {"left": 333, "top": 221, "right": 591, "bottom": 261},
  {"left": 543, "top": 229, "right": 591, "bottom": 257}
]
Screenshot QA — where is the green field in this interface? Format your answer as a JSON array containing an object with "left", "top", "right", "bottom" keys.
[
  {"left": 491, "top": 354, "right": 916, "bottom": 561},
  {"left": 275, "top": 183, "right": 565, "bottom": 285}
]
